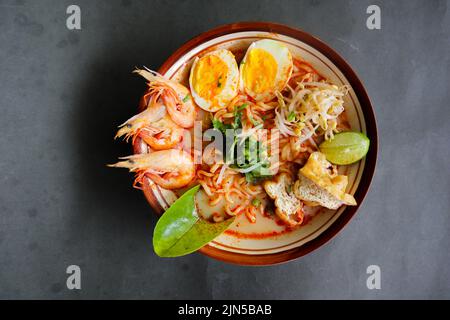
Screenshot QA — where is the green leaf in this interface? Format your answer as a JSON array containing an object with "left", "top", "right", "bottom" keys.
[
  {"left": 153, "top": 185, "right": 235, "bottom": 257},
  {"left": 245, "top": 169, "right": 271, "bottom": 183},
  {"left": 244, "top": 160, "right": 272, "bottom": 183},
  {"left": 212, "top": 118, "right": 232, "bottom": 134},
  {"left": 212, "top": 118, "right": 224, "bottom": 131},
  {"left": 232, "top": 104, "right": 248, "bottom": 129},
  {"left": 182, "top": 94, "right": 190, "bottom": 103}
]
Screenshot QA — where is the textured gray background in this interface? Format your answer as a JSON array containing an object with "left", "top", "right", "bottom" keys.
[{"left": 0, "top": 0, "right": 449, "bottom": 299}]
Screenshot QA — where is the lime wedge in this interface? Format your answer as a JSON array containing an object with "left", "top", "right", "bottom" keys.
[{"left": 319, "top": 132, "right": 370, "bottom": 165}]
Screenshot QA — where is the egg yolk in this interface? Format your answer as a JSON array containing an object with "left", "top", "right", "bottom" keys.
[
  {"left": 243, "top": 48, "right": 277, "bottom": 94},
  {"left": 192, "top": 55, "right": 228, "bottom": 101}
]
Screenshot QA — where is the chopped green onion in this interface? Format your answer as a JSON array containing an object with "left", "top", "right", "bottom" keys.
[
  {"left": 249, "top": 116, "right": 260, "bottom": 126},
  {"left": 212, "top": 118, "right": 232, "bottom": 134},
  {"left": 251, "top": 198, "right": 261, "bottom": 207},
  {"left": 182, "top": 94, "right": 190, "bottom": 103},
  {"left": 287, "top": 111, "right": 296, "bottom": 122},
  {"left": 236, "top": 103, "right": 248, "bottom": 112},
  {"left": 232, "top": 104, "right": 248, "bottom": 129}
]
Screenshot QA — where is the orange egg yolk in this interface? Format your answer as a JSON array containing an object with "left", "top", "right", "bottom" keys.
[
  {"left": 243, "top": 48, "right": 277, "bottom": 94},
  {"left": 192, "top": 55, "right": 228, "bottom": 101}
]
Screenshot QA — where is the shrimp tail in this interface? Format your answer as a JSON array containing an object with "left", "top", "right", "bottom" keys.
[
  {"left": 107, "top": 154, "right": 146, "bottom": 172},
  {"left": 114, "top": 104, "right": 166, "bottom": 141},
  {"left": 114, "top": 125, "right": 134, "bottom": 142},
  {"left": 109, "top": 154, "right": 155, "bottom": 189},
  {"left": 133, "top": 67, "right": 165, "bottom": 83}
]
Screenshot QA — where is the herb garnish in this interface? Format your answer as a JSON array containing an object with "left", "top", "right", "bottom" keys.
[
  {"left": 251, "top": 198, "right": 261, "bottom": 206},
  {"left": 211, "top": 103, "right": 272, "bottom": 184},
  {"left": 287, "top": 111, "right": 296, "bottom": 122},
  {"left": 153, "top": 185, "right": 235, "bottom": 257}
]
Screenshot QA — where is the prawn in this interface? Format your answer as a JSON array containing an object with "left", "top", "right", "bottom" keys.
[
  {"left": 135, "top": 68, "right": 196, "bottom": 128},
  {"left": 115, "top": 102, "right": 183, "bottom": 150},
  {"left": 108, "top": 149, "right": 195, "bottom": 190}
]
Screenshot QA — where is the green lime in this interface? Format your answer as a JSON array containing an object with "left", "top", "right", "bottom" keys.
[{"left": 319, "top": 132, "right": 370, "bottom": 165}]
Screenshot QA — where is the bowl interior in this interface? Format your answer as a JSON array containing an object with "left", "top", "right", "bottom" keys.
[{"left": 135, "top": 25, "right": 377, "bottom": 264}]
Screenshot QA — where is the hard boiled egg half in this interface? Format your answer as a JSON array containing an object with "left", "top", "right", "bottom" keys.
[
  {"left": 240, "top": 39, "right": 293, "bottom": 102},
  {"left": 189, "top": 49, "right": 239, "bottom": 112}
]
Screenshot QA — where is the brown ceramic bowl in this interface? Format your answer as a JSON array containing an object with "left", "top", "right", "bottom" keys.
[{"left": 132, "top": 22, "right": 378, "bottom": 266}]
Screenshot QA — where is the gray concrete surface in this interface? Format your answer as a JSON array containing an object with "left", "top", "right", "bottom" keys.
[{"left": 0, "top": 0, "right": 449, "bottom": 299}]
